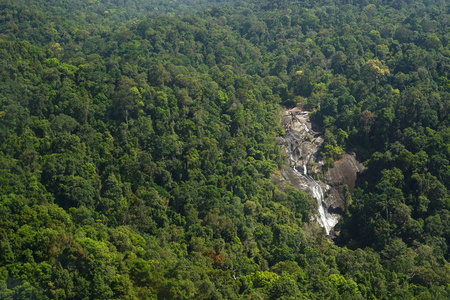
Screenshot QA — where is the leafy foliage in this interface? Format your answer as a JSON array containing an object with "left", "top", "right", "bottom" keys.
[{"left": 0, "top": 0, "right": 450, "bottom": 299}]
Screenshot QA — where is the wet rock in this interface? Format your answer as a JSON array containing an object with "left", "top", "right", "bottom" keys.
[
  {"left": 324, "top": 153, "right": 364, "bottom": 191},
  {"left": 278, "top": 109, "right": 363, "bottom": 236}
]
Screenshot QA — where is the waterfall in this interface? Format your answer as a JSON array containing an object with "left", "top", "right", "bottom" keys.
[
  {"left": 310, "top": 180, "right": 337, "bottom": 235},
  {"left": 281, "top": 110, "right": 340, "bottom": 235},
  {"left": 292, "top": 167, "right": 338, "bottom": 235}
]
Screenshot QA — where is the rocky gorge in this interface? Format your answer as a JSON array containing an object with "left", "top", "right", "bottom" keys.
[{"left": 277, "top": 109, "right": 364, "bottom": 236}]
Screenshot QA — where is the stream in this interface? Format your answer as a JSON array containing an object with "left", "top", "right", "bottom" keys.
[{"left": 279, "top": 110, "right": 340, "bottom": 235}]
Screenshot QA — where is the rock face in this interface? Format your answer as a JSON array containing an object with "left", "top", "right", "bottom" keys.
[
  {"left": 323, "top": 153, "right": 364, "bottom": 214},
  {"left": 278, "top": 110, "right": 364, "bottom": 236}
]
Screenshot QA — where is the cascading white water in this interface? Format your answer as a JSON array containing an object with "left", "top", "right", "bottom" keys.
[
  {"left": 293, "top": 166, "right": 338, "bottom": 235},
  {"left": 281, "top": 110, "right": 364, "bottom": 236},
  {"left": 282, "top": 110, "right": 340, "bottom": 235},
  {"left": 301, "top": 122, "right": 313, "bottom": 135}
]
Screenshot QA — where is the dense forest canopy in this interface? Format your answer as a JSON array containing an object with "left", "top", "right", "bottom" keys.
[{"left": 0, "top": 0, "right": 449, "bottom": 298}]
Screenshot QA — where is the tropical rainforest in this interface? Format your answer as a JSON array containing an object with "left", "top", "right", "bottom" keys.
[{"left": 0, "top": 0, "right": 449, "bottom": 299}]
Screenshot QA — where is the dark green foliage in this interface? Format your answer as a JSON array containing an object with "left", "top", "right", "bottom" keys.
[{"left": 0, "top": 0, "right": 450, "bottom": 299}]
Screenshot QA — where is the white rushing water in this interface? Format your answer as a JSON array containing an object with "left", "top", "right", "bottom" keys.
[
  {"left": 283, "top": 112, "right": 339, "bottom": 235},
  {"left": 293, "top": 166, "right": 338, "bottom": 235},
  {"left": 301, "top": 122, "right": 314, "bottom": 136}
]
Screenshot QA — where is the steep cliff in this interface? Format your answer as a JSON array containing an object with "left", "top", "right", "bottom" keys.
[{"left": 278, "top": 110, "right": 364, "bottom": 235}]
